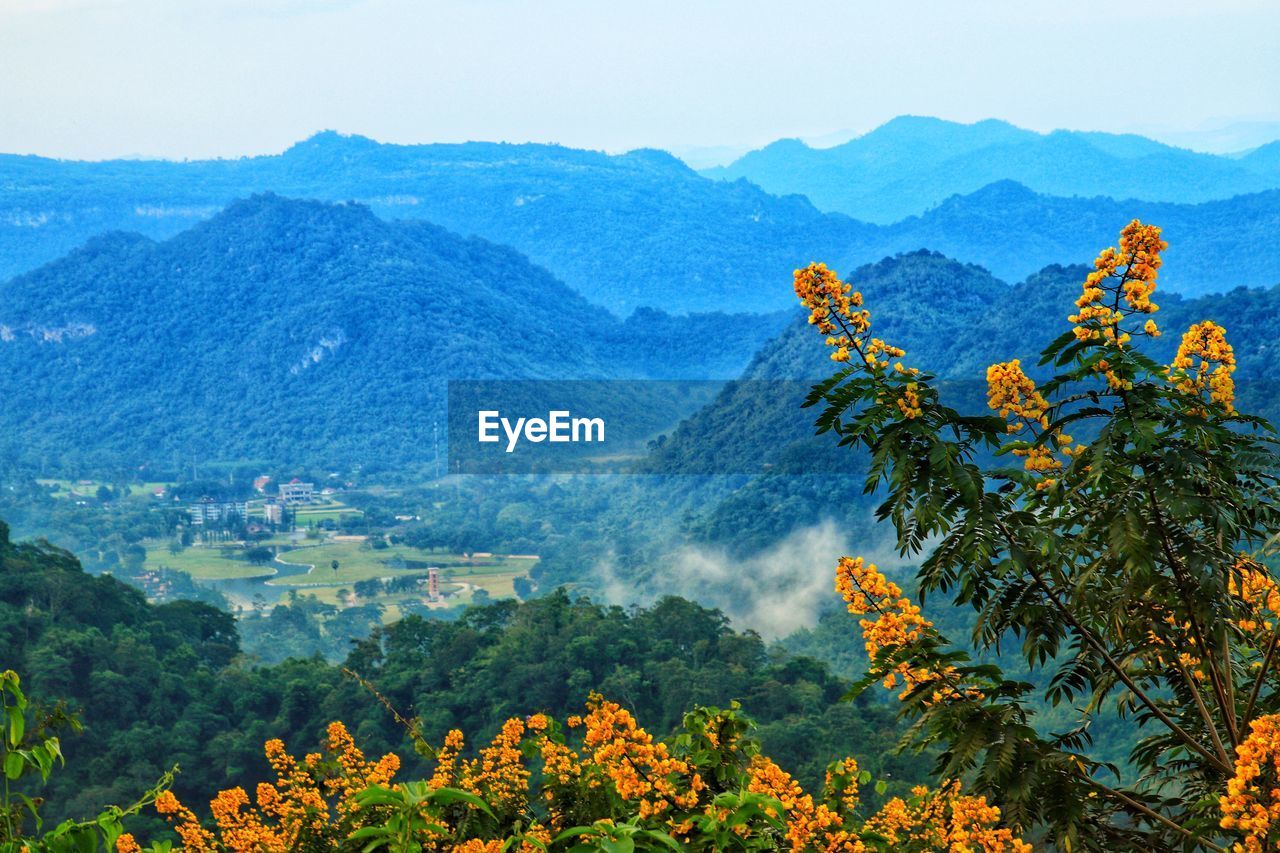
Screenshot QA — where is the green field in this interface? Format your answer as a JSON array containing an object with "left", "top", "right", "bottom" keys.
[
  {"left": 40, "top": 478, "right": 170, "bottom": 501},
  {"left": 143, "top": 542, "right": 275, "bottom": 580},
  {"left": 270, "top": 539, "right": 532, "bottom": 587},
  {"left": 141, "top": 531, "right": 534, "bottom": 613}
]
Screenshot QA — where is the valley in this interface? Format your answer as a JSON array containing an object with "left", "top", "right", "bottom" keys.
[{"left": 3, "top": 103, "right": 1280, "bottom": 849}]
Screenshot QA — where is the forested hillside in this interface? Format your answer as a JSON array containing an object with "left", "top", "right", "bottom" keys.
[
  {"left": 665, "top": 251, "right": 1280, "bottom": 476},
  {"left": 0, "top": 194, "right": 785, "bottom": 473},
  {"left": 524, "top": 250, "right": 1280, "bottom": 598},
  {"left": 706, "top": 115, "right": 1280, "bottom": 221},
  {"left": 0, "top": 523, "right": 926, "bottom": 831}
]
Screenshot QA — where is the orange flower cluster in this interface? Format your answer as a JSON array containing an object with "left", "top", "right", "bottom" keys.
[
  {"left": 835, "top": 557, "right": 980, "bottom": 703},
  {"left": 1064, "top": 220, "right": 1169, "bottom": 394},
  {"left": 150, "top": 721, "right": 401, "bottom": 852},
  {"left": 823, "top": 757, "right": 862, "bottom": 817},
  {"left": 429, "top": 728, "right": 465, "bottom": 789},
  {"left": 424, "top": 719, "right": 558, "bottom": 839},
  {"left": 986, "top": 360, "right": 1049, "bottom": 428},
  {"left": 1221, "top": 715, "right": 1280, "bottom": 851},
  {"left": 896, "top": 381, "right": 923, "bottom": 420},
  {"left": 1069, "top": 219, "right": 1165, "bottom": 345},
  {"left": 793, "top": 264, "right": 919, "bottom": 389},
  {"left": 326, "top": 721, "right": 400, "bottom": 810},
  {"left": 120, "top": 700, "right": 1031, "bottom": 853},
  {"left": 868, "top": 781, "right": 1032, "bottom": 853},
  {"left": 985, "top": 359, "right": 1078, "bottom": 488},
  {"left": 572, "top": 693, "right": 704, "bottom": 821},
  {"left": 1171, "top": 320, "right": 1237, "bottom": 412},
  {"left": 794, "top": 262, "right": 869, "bottom": 341},
  {"left": 747, "top": 755, "right": 862, "bottom": 851},
  {"left": 452, "top": 717, "right": 532, "bottom": 813},
  {"left": 1230, "top": 556, "right": 1280, "bottom": 634},
  {"left": 154, "top": 789, "right": 216, "bottom": 851},
  {"left": 1141, "top": 608, "right": 1210, "bottom": 684}
]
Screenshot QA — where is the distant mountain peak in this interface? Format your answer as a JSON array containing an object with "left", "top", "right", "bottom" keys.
[
  {"left": 617, "top": 147, "right": 694, "bottom": 173},
  {"left": 285, "top": 130, "right": 382, "bottom": 156},
  {"left": 958, "top": 179, "right": 1040, "bottom": 201},
  {"left": 855, "top": 115, "right": 1030, "bottom": 145},
  {"left": 183, "top": 193, "right": 383, "bottom": 243}
]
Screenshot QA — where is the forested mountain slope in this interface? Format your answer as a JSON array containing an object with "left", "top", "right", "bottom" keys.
[
  {"left": 655, "top": 250, "right": 1280, "bottom": 484},
  {"left": 863, "top": 181, "right": 1280, "bottom": 294},
  {"left": 0, "top": 195, "right": 784, "bottom": 472},
  {"left": 599, "top": 251, "right": 1280, "bottom": 567}
]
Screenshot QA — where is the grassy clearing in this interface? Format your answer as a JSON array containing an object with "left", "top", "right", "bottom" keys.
[
  {"left": 450, "top": 570, "right": 522, "bottom": 598},
  {"left": 143, "top": 542, "right": 275, "bottom": 580},
  {"left": 39, "top": 479, "right": 171, "bottom": 501},
  {"left": 270, "top": 540, "right": 531, "bottom": 586},
  {"left": 270, "top": 540, "right": 396, "bottom": 584}
]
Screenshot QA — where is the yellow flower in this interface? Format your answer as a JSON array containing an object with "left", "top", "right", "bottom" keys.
[
  {"left": 794, "top": 263, "right": 915, "bottom": 383},
  {"left": 835, "top": 557, "right": 981, "bottom": 703},
  {"left": 1170, "top": 320, "right": 1236, "bottom": 412},
  {"left": 1070, "top": 220, "right": 1165, "bottom": 344}
]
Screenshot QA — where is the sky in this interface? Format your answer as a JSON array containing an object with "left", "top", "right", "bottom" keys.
[{"left": 1, "top": 0, "right": 1278, "bottom": 162}]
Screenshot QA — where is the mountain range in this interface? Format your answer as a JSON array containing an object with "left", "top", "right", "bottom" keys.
[
  {"left": 0, "top": 195, "right": 784, "bottom": 473},
  {"left": 0, "top": 136, "right": 865, "bottom": 314},
  {"left": 704, "top": 115, "right": 1280, "bottom": 223},
  {"left": 4, "top": 124, "right": 1280, "bottom": 315},
  {"left": 4, "top": 188, "right": 1279, "bottom": 476}
]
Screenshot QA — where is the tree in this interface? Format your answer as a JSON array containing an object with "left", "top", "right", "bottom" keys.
[
  {"left": 794, "top": 222, "right": 1280, "bottom": 850},
  {"left": 331, "top": 559, "right": 340, "bottom": 575}
]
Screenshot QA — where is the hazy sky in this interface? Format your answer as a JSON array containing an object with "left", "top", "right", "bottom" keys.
[{"left": 2, "top": 0, "right": 1278, "bottom": 161}]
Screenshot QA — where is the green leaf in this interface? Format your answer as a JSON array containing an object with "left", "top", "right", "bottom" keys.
[{"left": 6, "top": 705, "right": 24, "bottom": 746}]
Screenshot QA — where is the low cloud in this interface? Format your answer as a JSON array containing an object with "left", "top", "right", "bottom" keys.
[{"left": 598, "top": 517, "right": 912, "bottom": 639}]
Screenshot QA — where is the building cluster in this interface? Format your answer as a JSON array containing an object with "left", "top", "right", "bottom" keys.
[
  {"left": 133, "top": 569, "right": 172, "bottom": 599},
  {"left": 182, "top": 476, "right": 315, "bottom": 530},
  {"left": 189, "top": 497, "right": 249, "bottom": 526}
]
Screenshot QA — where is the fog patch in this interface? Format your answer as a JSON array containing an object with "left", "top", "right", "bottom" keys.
[{"left": 596, "top": 517, "right": 912, "bottom": 639}]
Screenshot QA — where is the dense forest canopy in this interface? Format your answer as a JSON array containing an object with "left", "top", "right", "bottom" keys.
[{"left": 0, "top": 523, "right": 928, "bottom": 834}]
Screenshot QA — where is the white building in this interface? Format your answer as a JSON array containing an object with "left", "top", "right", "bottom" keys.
[
  {"left": 189, "top": 497, "right": 249, "bottom": 526},
  {"left": 278, "top": 480, "right": 314, "bottom": 505}
]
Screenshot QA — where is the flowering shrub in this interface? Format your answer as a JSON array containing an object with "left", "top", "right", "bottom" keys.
[
  {"left": 4, "top": 692, "right": 1025, "bottom": 852},
  {"left": 794, "top": 222, "right": 1280, "bottom": 850}
]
